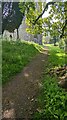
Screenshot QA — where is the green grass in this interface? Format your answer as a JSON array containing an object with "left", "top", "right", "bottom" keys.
[
  {"left": 33, "top": 44, "right": 67, "bottom": 120},
  {"left": 2, "top": 40, "right": 42, "bottom": 84},
  {"left": 48, "top": 44, "right": 66, "bottom": 67},
  {"left": 34, "top": 75, "right": 67, "bottom": 120}
]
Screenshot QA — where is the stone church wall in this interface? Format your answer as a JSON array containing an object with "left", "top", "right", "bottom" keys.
[{"left": 3, "top": 17, "right": 34, "bottom": 42}]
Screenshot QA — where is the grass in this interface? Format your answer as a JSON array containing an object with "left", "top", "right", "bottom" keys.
[
  {"left": 2, "top": 41, "right": 67, "bottom": 119},
  {"left": 34, "top": 75, "right": 67, "bottom": 120},
  {"left": 33, "top": 44, "right": 67, "bottom": 120},
  {"left": 48, "top": 44, "right": 66, "bottom": 67},
  {"left": 2, "top": 40, "right": 43, "bottom": 84}
]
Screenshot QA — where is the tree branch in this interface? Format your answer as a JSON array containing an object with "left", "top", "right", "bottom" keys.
[{"left": 33, "top": 2, "right": 55, "bottom": 25}]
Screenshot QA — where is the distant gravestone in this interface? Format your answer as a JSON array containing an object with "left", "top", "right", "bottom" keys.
[{"left": 34, "top": 38, "right": 38, "bottom": 43}]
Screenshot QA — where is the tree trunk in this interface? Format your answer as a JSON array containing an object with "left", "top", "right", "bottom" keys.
[
  {"left": 53, "top": 36, "right": 57, "bottom": 46},
  {"left": 17, "top": 28, "right": 19, "bottom": 40},
  {"left": 65, "top": 40, "right": 67, "bottom": 53}
]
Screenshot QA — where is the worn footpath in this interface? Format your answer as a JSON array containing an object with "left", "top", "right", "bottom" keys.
[{"left": 2, "top": 48, "right": 48, "bottom": 120}]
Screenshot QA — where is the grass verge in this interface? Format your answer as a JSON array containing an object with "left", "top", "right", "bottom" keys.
[
  {"left": 48, "top": 44, "right": 66, "bottom": 66},
  {"left": 2, "top": 40, "right": 42, "bottom": 84},
  {"left": 33, "top": 45, "right": 67, "bottom": 120}
]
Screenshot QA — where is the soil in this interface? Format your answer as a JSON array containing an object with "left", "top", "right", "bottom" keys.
[{"left": 2, "top": 48, "right": 48, "bottom": 120}]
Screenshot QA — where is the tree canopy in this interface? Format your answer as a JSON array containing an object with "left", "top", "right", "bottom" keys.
[
  {"left": 2, "top": 1, "right": 67, "bottom": 40},
  {"left": 20, "top": 1, "right": 67, "bottom": 39}
]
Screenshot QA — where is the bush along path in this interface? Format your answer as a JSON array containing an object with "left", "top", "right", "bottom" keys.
[{"left": 2, "top": 48, "right": 48, "bottom": 119}]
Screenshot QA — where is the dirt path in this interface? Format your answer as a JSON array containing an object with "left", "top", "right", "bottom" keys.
[{"left": 2, "top": 48, "right": 48, "bottom": 120}]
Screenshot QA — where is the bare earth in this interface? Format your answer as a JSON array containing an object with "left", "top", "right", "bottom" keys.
[{"left": 2, "top": 48, "right": 48, "bottom": 120}]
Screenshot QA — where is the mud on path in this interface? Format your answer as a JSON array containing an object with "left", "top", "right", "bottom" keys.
[{"left": 2, "top": 48, "right": 48, "bottom": 120}]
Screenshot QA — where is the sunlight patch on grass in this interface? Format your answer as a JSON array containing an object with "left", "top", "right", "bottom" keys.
[
  {"left": 47, "top": 44, "right": 66, "bottom": 67},
  {"left": 56, "top": 52, "right": 66, "bottom": 57},
  {"left": 33, "top": 43, "right": 43, "bottom": 53}
]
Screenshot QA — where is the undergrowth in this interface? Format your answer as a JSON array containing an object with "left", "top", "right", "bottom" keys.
[{"left": 33, "top": 44, "right": 67, "bottom": 120}]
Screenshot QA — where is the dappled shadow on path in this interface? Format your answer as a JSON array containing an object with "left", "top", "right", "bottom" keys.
[{"left": 2, "top": 49, "right": 48, "bottom": 120}]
